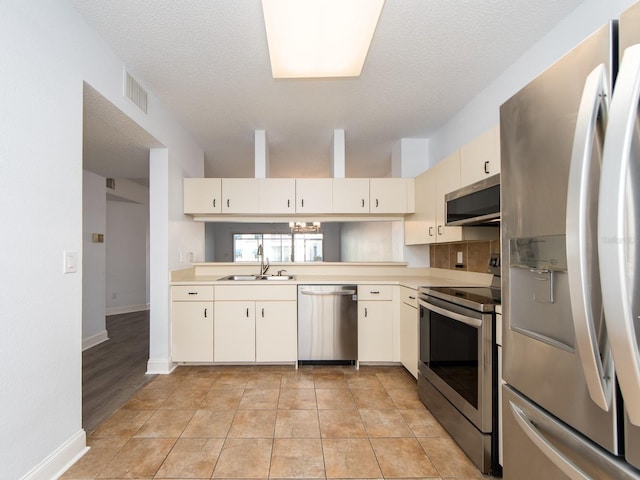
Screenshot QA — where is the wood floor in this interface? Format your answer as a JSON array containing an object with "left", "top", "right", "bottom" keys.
[{"left": 82, "top": 311, "right": 156, "bottom": 433}]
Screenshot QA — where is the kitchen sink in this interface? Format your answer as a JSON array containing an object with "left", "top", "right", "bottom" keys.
[
  {"left": 219, "top": 275, "right": 261, "bottom": 281},
  {"left": 219, "top": 274, "right": 295, "bottom": 281}
]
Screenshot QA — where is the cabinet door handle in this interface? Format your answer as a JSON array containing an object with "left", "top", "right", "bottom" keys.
[
  {"left": 227, "top": 199, "right": 230, "bottom": 208},
  {"left": 213, "top": 198, "right": 216, "bottom": 208},
  {"left": 301, "top": 199, "right": 304, "bottom": 208},
  {"left": 484, "top": 160, "right": 490, "bottom": 174},
  {"left": 261, "top": 308, "right": 265, "bottom": 318},
  {"left": 362, "top": 199, "right": 365, "bottom": 208},
  {"left": 188, "top": 291, "right": 198, "bottom": 295},
  {"left": 438, "top": 225, "right": 443, "bottom": 235},
  {"left": 287, "top": 199, "right": 290, "bottom": 208},
  {"left": 246, "top": 307, "right": 249, "bottom": 317},
  {"left": 429, "top": 226, "right": 434, "bottom": 237},
  {"left": 204, "top": 308, "right": 208, "bottom": 318},
  {"left": 375, "top": 199, "right": 379, "bottom": 208},
  {"left": 364, "top": 307, "right": 368, "bottom": 317}
]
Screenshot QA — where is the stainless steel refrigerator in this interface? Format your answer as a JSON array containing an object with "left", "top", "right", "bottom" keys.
[{"left": 500, "top": 2, "right": 640, "bottom": 478}]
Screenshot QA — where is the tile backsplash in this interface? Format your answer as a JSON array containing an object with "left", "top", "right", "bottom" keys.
[{"left": 430, "top": 240, "right": 501, "bottom": 273}]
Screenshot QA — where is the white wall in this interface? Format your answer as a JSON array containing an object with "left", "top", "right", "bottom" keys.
[
  {"left": 340, "top": 222, "right": 404, "bottom": 262},
  {"left": 0, "top": 2, "right": 204, "bottom": 478},
  {"left": 106, "top": 199, "right": 149, "bottom": 314},
  {"left": 428, "top": 0, "right": 638, "bottom": 164},
  {"left": 82, "top": 171, "right": 108, "bottom": 349}
]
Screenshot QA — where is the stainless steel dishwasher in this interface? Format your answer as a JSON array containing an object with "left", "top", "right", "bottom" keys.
[{"left": 297, "top": 285, "right": 358, "bottom": 364}]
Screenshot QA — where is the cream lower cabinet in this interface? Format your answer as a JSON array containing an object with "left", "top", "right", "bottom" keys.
[
  {"left": 214, "top": 301, "right": 255, "bottom": 362},
  {"left": 358, "top": 285, "right": 394, "bottom": 362},
  {"left": 171, "top": 285, "right": 215, "bottom": 362},
  {"left": 214, "top": 285, "right": 297, "bottom": 363},
  {"left": 255, "top": 301, "right": 297, "bottom": 362},
  {"left": 399, "top": 286, "right": 418, "bottom": 378}
]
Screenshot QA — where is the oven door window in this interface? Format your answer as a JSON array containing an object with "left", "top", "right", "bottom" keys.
[{"left": 428, "top": 308, "right": 479, "bottom": 408}]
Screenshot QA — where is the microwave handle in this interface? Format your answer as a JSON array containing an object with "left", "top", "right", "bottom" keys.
[{"left": 419, "top": 299, "right": 482, "bottom": 329}]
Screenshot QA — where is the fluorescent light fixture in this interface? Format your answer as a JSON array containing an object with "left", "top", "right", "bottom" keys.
[{"left": 262, "top": 0, "right": 385, "bottom": 78}]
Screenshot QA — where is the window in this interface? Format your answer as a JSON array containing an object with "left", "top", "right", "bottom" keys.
[{"left": 233, "top": 233, "right": 323, "bottom": 262}]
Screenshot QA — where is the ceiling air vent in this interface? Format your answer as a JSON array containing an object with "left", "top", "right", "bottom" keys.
[{"left": 124, "top": 70, "right": 148, "bottom": 114}]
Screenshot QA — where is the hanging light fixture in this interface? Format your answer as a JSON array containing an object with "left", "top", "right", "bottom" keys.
[
  {"left": 289, "top": 221, "right": 321, "bottom": 233},
  {"left": 262, "top": 0, "right": 385, "bottom": 78}
]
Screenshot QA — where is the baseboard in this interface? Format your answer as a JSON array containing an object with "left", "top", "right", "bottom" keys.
[
  {"left": 106, "top": 303, "right": 150, "bottom": 316},
  {"left": 20, "top": 429, "right": 88, "bottom": 480},
  {"left": 82, "top": 330, "right": 109, "bottom": 351},
  {"left": 146, "top": 357, "right": 177, "bottom": 375}
]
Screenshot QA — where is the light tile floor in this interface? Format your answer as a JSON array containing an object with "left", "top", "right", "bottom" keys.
[{"left": 63, "top": 365, "right": 493, "bottom": 479}]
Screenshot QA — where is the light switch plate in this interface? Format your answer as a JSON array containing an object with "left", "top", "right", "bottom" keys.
[{"left": 63, "top": 251, "right": 78, "bottom": 274}]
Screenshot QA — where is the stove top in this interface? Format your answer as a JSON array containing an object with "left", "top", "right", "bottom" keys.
[{"left": 418, "top": 285, "right": 501, "bottom": 312}]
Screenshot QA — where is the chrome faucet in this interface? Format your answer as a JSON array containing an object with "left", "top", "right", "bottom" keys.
[{"left": 257, "top": 244, "right": 269, "bottom": 275}]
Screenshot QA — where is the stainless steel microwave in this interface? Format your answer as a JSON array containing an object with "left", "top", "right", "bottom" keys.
[{"left": 445, "top": 173, "right": 500, "bottom": 226}]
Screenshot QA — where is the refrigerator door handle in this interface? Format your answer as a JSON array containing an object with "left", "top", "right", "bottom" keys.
[
  {"left": 509, "top": 401, "right": 591, "bottom": 480},
  {"left": 599, "top": 43, "right": 640, "bottom": 426},
  {"left": 566, "top": 63, "right": 613, "bottom": 412}
]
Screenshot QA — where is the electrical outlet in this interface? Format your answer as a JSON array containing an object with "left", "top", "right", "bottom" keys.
[{"left": 457, "top": 251, "right": 463, "bottom": 264}]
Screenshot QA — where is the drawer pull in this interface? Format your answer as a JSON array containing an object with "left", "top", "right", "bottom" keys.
[
  {"left": 370, "top": 291, "right": 380, "bottom": 294},
  {"left": 409, "top": 295, "right": 416, "bottom": 300},
  {"left": 188, "top": 291, "right": 198, "bottom": 295}
]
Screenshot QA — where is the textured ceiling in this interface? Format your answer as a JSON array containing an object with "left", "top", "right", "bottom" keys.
[
  {"left": 73, "top": 0, "right": 584, "bottom": 179},
  {"left": 83, "top": 83, "right": 162, "bottom": 180}
]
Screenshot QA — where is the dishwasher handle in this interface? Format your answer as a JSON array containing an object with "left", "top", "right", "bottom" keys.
[{"left": 300, "top": 289, "right": 357, "bottom": 296}]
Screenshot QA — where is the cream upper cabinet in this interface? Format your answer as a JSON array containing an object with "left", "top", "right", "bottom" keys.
[
  {"left": 370, "top": 178, "right": 409, "bottom": 213},
  {"left": 460, "top": 124, "right": 500, "bottom": 186},
  {"left": 295, "top": 178, "right": 333, "bottom": 213},
  {"left": 332, "top": 178, "right": 369, "bottom": 213},
  {"left": 404, "top": 169, "right": 436, "bottom": 244},
  {"left": 258, "top": 178, "right": 295, "bottom": 214},
  {"left": 183, "top": 178, "right": 222, "bottom": 214},
  {"left": 434, "top": 150, "right": 463, "bottom": 243},
  {"left": 221, "top": 178, "right": 259, "bottom": 214}
]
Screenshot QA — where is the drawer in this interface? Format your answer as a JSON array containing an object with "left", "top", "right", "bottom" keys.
[
  {"left": 400, "top": 286, "right": 418, "bottom": 307},
  {"left": 172, "top": 285, "right": 215, "bottom": 301},
  {"left": 358, "top": 285, "right": 393, "bottom": 301},
  {"left": 216, "top": 284, "right": 297, "bottom": 301}
]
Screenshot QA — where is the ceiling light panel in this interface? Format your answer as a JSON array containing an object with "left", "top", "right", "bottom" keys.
[{"left": 262, "top": 0, "right": 385, "bottom": 78}]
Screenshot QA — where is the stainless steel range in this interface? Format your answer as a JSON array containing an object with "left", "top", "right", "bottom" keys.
[{"left": 417, "top": 254, "right": 501, "bottom": 475}]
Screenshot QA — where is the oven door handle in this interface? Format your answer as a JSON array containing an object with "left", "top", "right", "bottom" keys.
[{"left": 419, "top": 299, "right": 482, "bottom": 328}]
